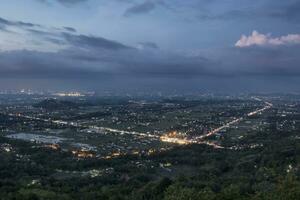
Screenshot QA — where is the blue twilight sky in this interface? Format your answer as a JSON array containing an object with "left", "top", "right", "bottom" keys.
[{"left": 0, "top": 0, "right": 300, "bottom": 92}]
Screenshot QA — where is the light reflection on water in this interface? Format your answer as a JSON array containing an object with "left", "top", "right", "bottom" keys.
[
  {"left": 6, "top": 133, "right": 97, "bottom": 150},
  {"left": 6, "top": 133, "right": 66, "bottom": 144}
]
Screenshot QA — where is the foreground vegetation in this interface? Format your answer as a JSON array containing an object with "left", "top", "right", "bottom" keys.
[{"left": 1, "top": 125, "right": 300, "bottom": 199}]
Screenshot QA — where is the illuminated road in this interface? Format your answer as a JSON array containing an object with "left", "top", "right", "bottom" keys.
[
  {"left": 160, "top": 97, "right": 273, "bottom": 148},
  {"left": 194, "top": 98, "right": 272, "bottom": 141},
  {"left": 6, "top": 113, "right": 159, "bottom": 139}
]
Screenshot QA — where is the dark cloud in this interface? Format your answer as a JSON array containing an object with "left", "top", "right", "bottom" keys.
[
  {"left": 26, "top": 28, "right": 57, "bottom": 37},
  {"left": 25, "top": 26, "right": 132, "bottom": 51},
  {"left": 138, "top": 42, "right": 159, "bottom": 49},
  {"left": 195, "top": 0, "right": 300, "bottom": 23},
  {"left": 64, "top": 26, "right": 76, "bottom": 32},
  {"left": 0, "top": 17, "right": 129, "bottom": 51},
  {"left": 124, "top": 1, "right": 157, "bottom": 17},
  {"left": 57, "top": 0, "right": 88, "bottom": 4},
  {"left": 62, "top": 33, "right": 132, "bottom": 50},
  {"left": 1, "top": 16, "right": 300, "bottom": 80},
  {"left": 0, "top": 50, "right": 110, "bottom": 79},
  {"left": 214, "top": 45, "right": 300, "bottom": 77},
  {"left": 268, "top": 0, "right": 300, "bottom": 22},
  {"left": 197, "top": 10, "right": 254, "bottom": 21},
  {"left": 0, "top": 17, "right": 40, "bottom": 29},
  {"left": 2, "top": 38, "right": 300, "bottom": 82},
  {"left": 123, "top": 0, "right": 173, "bottom": 17},
  {"left": 0, "top": 18, "right": 133, "bottom": 67},
  {"left": 0, "top": 40, "right": 213, "bottom": 80}
]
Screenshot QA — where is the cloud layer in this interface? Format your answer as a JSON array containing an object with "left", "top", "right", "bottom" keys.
[
  {"left": 2, "top": 0, "right": 300, "bottom": 92},
  {"left": 1, "top": 16, "right": 300, "bottom": 80}
]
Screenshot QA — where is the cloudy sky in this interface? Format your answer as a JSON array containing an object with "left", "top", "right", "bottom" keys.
[{"left": 0, "top": 0, "right": 300, "bottom": 93}]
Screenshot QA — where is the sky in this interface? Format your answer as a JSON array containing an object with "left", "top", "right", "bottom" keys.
[{"left": 0, "top": 0, "right": 300, "bottom": 93}]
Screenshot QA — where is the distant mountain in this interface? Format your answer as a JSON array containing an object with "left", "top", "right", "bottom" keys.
[{"left": 33, "top": 99, "right": 79, "bottom": 110}]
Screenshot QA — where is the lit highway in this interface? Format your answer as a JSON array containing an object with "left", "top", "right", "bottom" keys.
[
  {"left": 194, "top": 98, "right": 272, "bottom": 141},
  {"left": 160, "top": 97, "right": 273, "bottom": 148},
  {"left": 6, "top": 113, "right": 159, "bottom": 139}
]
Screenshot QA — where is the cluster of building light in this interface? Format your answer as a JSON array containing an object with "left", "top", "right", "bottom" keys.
[
  {"left": 0, "top": 143, "right": 13, "bottom": 152},
  {"left": 54, "top": 92, "right": 84, "bottom": 97},
  {"left": 160, "top": 135, "right": 191, "bottom": 145},
  {"left": 72, "top": 150, "right": 95, "bottom": 158},
  {"left": 159, "top": 131, "right": 191, "bottom": 145},
  {"left": 44, "top": 144, "right": 60, "bottom": 150}
]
